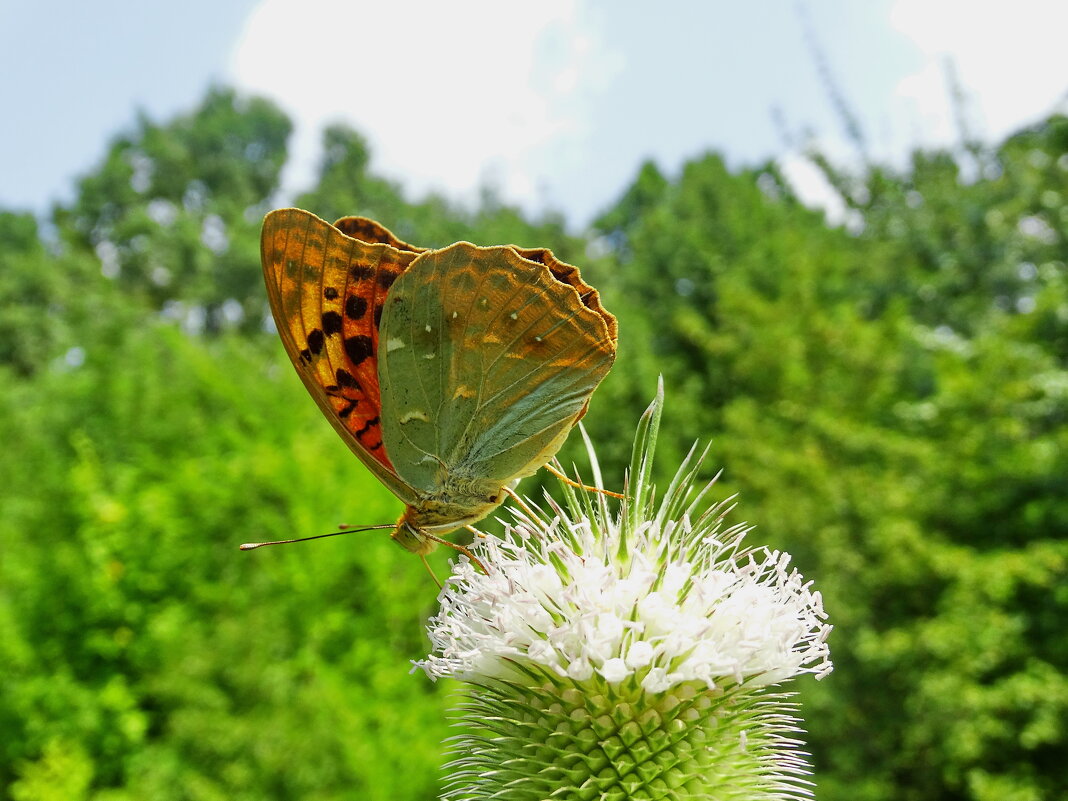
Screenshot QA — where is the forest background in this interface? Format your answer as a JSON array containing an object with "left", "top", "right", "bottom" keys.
[{"left": 1, "top": 83, "right": 1066, "bottom": 801}]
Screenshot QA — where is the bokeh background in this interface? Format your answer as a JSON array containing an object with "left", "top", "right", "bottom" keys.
[{"left": 2, "top": 2, "right": 1066, "bottom": 799}]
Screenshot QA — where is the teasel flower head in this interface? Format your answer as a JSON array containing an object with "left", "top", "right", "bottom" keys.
[{"left": 416, "top": 383, "right": 833, "bottom": 800}]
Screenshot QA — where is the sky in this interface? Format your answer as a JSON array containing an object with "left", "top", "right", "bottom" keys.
[{"left": 2, "top": 0, "right": 1066, "bottom": 228}]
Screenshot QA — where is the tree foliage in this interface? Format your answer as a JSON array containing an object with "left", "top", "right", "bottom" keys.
[{"left": 1, "top": 92, "right": 1064, "bottom": 800}]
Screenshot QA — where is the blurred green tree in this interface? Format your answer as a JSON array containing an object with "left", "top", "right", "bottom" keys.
[
  {"left": 52, "top": 87, "right": 292, "bottom": 334},
  {"left": 1, "top": 88, "right": 1065, "bottom": 801},
  {"left": 591, "top": 118, "right": 1068, "bottom": 801}
]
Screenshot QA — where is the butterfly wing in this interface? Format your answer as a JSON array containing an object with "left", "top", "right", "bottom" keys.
[
  {"left": 377, "top": 242, "right": 616, "bottom": 497},
  {"left": 261, "top": 208, "right": 421, "bottom": 504},
  {"left": 333, "top": 216, "right": 427, "bottom": 254}
]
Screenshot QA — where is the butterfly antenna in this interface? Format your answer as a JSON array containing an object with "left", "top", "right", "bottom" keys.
[{"left": 239, "top": 524, "right": 394, "bottom": 551}]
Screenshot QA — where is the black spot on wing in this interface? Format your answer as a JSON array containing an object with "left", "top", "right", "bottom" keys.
[
  {"left": 322, "top": 310, "right": 343, "bottom": 335},
  {"left": 324, "top": 286, "right": 339, "bottom": 300},
  {"left": 307, "top": 328, "right": 325, "bottom": 355},
  {"left": 336, "top": 368, "right": 361, "bottom": 389},
  {"left": 344, "top": 335, "right": 374, "bottom": 366},
  {"left": 345, "top": 295, "right": 368, "bottom": 320}
]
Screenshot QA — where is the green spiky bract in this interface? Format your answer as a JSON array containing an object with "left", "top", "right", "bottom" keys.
[
  {"left": 444, "top": 680, "right": 812, "bottom": 801},
  {"left": 423, "top": 382, "right": 830, "bottom": 801}
]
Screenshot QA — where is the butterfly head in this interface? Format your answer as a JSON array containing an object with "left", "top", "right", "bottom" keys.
[
  {"left": 391, "top": 511, "right": 439, "bottom": 556},
  {"left": 391, "top": 490, "right": 507, "bottom": 556}
]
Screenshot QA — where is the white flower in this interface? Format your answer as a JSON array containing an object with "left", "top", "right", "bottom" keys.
[
  {"left": 417, "top": 511, "right": 831, "bottom": 691},
  {"left": 625, "top": 640, "right": 654, "bottom": 668},
  {"left": 421, "top": 386, "right": 834, "bottom": 801}
]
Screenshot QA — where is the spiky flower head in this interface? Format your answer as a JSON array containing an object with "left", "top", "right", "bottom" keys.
[{"left": 416, "top": 385, "right": 833, "bottom": 800}]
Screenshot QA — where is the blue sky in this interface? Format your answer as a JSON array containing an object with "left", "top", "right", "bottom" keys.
[{"left": 2, "top": 1, "right": 1065, "bottom": 227}]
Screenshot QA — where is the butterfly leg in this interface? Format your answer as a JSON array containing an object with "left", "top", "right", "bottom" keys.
[
  {"left": 422, "top": 533, "right": 488, "bottom": 575},
  {"left": 543, "top": 463, "right": 625, "bottom": 499},
  {"left": 421, "top": 554, "right": 443, "bottom": 589},
  {"left": 502, "top": 486, "right": 540, "bottom": 522},
  {"left": 465, "top": 525, "right": 487, "bottom": 539}
]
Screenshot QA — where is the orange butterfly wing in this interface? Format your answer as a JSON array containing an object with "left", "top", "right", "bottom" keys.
[
  {"left": 333, "top": 216, "right": 426, "bottom": 255},
  {"left": 261, "top": 209, "right": 421, "bottom": 499}
]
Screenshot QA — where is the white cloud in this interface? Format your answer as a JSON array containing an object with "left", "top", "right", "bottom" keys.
[
  {"left": 227, "top": 1, "right": 1068, "bottom": 225},
  {"left": 890, "top": 0, "right": 1068, "bottom": 147},
  {"left": 228, "top": 0, "right": 621, "bottom": 212},
  {"left": 778, "top": 151, "right": 851, "bottom": 226}
]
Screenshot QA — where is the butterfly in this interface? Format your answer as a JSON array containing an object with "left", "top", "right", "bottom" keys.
[{"left": 257, "top": 208, "right": 617, "bottom": 561}]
